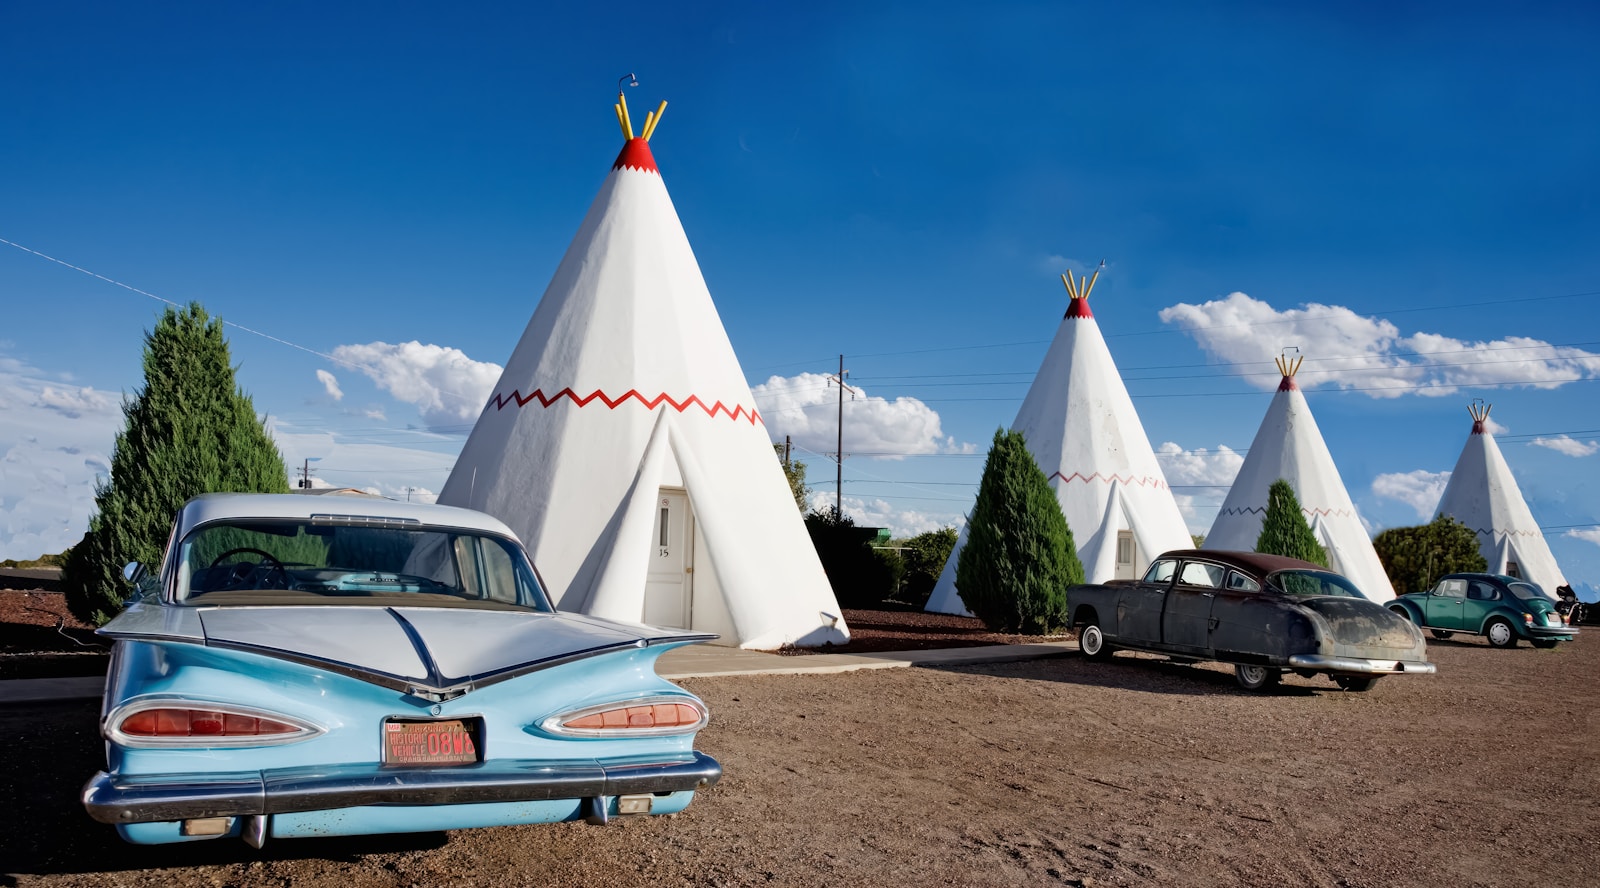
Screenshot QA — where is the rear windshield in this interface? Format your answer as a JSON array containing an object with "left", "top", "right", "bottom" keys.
[
  {"left": 172, "top": 518, "right": 552, "bottom": 611},
  {"left": 1507, "top": 582, "right": 1549, "bottom": 602},
  {"left": 1268, "top": 569, "right": 1366, "bottom": 599}
]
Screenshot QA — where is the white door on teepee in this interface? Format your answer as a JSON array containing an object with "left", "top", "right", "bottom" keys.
[
  {"left": 1114, "top": 531, "right": 1137, "bottom": 580},
  {"left": 645, "top": 490, "right": 693, "bottom": 628}
]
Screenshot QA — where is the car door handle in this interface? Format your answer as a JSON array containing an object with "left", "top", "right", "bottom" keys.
[{"left": 1202, "top": 592, "right": 1214, "bottom": 598}]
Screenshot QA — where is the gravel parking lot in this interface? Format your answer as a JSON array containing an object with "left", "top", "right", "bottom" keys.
[{"left": 3, "top": 630, "right": 1596, "bottom": 886}]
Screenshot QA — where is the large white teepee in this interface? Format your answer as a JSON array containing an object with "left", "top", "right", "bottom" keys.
[
  {"left": 926, "top": 270, "right": 1193, "bottom": 615},
  {"left": 438, "top": 94, "right": 847, "bottom": 650},
  {"left": 1434, "top": 403, "right": 1567, "bottom": 599},
  {"left": 1203, "top": 356, "right": 1395, "bottom": 602}
]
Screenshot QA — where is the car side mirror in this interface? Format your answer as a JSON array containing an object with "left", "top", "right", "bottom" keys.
[{"left": 122, "top": 562, "right": 159, "bottom": 603}]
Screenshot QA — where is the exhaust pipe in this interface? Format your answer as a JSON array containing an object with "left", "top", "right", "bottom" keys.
[{"left": 243, "top": 814, "right": 268, "bottom": 848}]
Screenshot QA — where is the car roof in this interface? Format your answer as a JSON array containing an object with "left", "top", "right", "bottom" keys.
[
  {"left": 1157, "top": 549, "right": 1329, "bottom": 577},
  {"left": 173, "top": 492, "right": 521, "bottom": 542},
  {"left": 1438, "top": 573, "right": 1520, "bottom": 583}
]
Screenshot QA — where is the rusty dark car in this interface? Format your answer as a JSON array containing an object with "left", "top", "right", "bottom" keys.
[{"left": 1068, "top": 550, "right": 1435, "bottom": 692}]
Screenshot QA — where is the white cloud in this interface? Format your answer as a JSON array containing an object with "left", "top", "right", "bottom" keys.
[
  {"left": 752, "top": 373, "right": 972, "bottom": 458},
  {"left": 1483, "top": 416, "right": 1508, "bottom": 435},
  {"left": 1154, "top": 442, "right": 1244, "bottom": 535},
  {"left": 1567, "top": 528, "right": 1600, "bottom": 549},
  {"left": 809, "top": 491, "right": 965, "bottom": 538},
  {"left": 316, "top": 369, "right": 343, "bottom": 401},
  {"left": 1158, "top": 292, "right": 1599, "bottom": 398},
  {"left": 331, "top": 341, "right": 501, "bottom": 432},
  {"left": 268, "top": 420, "right": 457, "bottom": 504},
  {"left": 35, "top": 385, "right": 115, "bottom": 419},
  {"left": 0, "top": 358, "right": 121, "bottom": 559},
  {"left": 1530, "top": 435, "right": 1599, "bottom": 458},
  {"left": 1372, "top": 469, "right": 1453, "bottom": 519}
]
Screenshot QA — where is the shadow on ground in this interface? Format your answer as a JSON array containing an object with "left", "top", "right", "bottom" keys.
[{"left": 0, "top": 700, "right": 447, "bottom": 880}]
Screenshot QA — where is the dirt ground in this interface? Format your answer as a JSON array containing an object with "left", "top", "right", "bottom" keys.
[{"left": 3, "top": 612, "right": 1597, "bottom": 887}]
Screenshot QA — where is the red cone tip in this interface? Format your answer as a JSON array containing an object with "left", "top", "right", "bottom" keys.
[
  {"left": 1065, "top": 296, "right": 1094, "bottom": 319},
  {"left": 1471, "top": 419, "right": 1485, "bottom": 434},
  {"left": 612, "top": 138, "right": 659, "bottom": 174},
  {"left": 1277, "top": 374, "right": 1297, "bottom": 392}
]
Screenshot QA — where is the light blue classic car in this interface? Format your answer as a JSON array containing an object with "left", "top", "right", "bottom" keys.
[{"left": 82, "top": 493, "right": 720, "bottom": 846}]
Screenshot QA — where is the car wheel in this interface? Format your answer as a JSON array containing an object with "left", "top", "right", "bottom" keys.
[
  {"left": 1429, "top": 629, "right": 1454, "bottom": 640},
  {"left": 1334, "top": 676, "right": 1379, "bottom": 692},
  {"left": 1079, "top": 622, "right": 1114, "bottom": 661},
  {"left": 1531, "top": 639, "right": 1559, "bottom": 649},
  {"left": 1234, "top": 664, "right": 1281, "bottom": 691},
  {"left": 1485, "top": 618, "right": 1517, "bottom": 649}
]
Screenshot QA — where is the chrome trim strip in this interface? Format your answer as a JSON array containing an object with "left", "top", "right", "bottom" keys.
[
  {"left": 1288, "top": 655, "right": 1438, "bottom": 675},
  {"left": 198, "top": 637, "right": 661, "bottom": 701},
  {"left": 82, "top": 752, "right": 721, "bottom": 824}
]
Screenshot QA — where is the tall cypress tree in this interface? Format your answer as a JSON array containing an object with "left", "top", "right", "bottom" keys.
[
  {"left": 1254, "top": 478, "right": 1329, "bottom": 567},
  {"left": 956, "top": 428, "right": 1083, "bottom": 634},
  {"left": 62, "top": 303, "right": 290, "bottom": 623}
]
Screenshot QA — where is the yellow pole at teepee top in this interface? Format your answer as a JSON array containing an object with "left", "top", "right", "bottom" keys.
[
  {"left": 1061, "top": 272, "right": 1079, "bottom": 300},
  {"left": 616, "top": 92, "right": 635, "bottom": 140},
  {"left": 641, "top": 100, "right": 668, "bottom": 141},
  {"left": 1081, "top": 265, "right": 1101, "bottom": 300}
]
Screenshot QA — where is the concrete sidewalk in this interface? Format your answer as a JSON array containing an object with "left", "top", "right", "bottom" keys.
[
  {"left": 2, "top": 641, "right": 1077, "bottom": 705},
  {"left": 657, "top": 640, "right": 1076, "bottom": 679}
]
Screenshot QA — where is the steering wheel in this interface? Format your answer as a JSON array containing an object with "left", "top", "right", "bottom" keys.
[{"left": 208, "top": 547, "right": 288, "bottom": 591}]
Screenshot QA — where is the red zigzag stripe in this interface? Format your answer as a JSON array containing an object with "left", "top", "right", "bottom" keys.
[
  {"left": 489, "top": 387, "right": 763, "bottom": 425},
  {"left": 1049, "top": 471, "right": 1170, "bottom": 490},
  {"left": 1217, "top": 506, "right": 1356, "bottom": 518}
]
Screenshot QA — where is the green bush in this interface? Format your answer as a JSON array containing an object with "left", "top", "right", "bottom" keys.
[
  {"left": 1373, "top": 514, "right": 1487, "bottom": 593},
  {"left": 803, "top": 509, "right": 898, "bottom": 608},
  {"left": 893, "top": 526, "right": 958, "bottom": 609},
  {"left": 61, "top": 303, "right": 291, "bottom": 624},
  {"left": 955, "top": 429, "right": 1082, "bottom": 634},
  {"left": 1254, "top": 479, "right": 1329, "bottom": 567}
]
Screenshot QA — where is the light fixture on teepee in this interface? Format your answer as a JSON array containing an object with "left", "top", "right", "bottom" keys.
[
  {"left": 926, "top": 263, "right": 1192, "bottom": 615},
  {"left": 438, "top": 82, "right": 848, "bottom": 649},
  {"left": 1203, "top": 350, "right": 1396, "bottom": 602},
  {"left": 1433, "top": 401, "right": 1567, "bottom": 599}
]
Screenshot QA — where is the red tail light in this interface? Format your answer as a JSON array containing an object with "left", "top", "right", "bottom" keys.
[
  {"left": 109, "top": 700, "right": 322, "bottom": 747},
  {"left": 542, "top": 697, "right": 708, "bottom": 737}
]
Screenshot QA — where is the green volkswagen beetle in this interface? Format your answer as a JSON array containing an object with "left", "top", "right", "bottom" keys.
[{"left": 1387, "top": 573, "right": 1578, "bottom": 649}]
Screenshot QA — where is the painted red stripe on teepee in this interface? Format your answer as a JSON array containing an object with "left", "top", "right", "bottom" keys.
[
  {"left": 1065, "top": 297, "right": 1094, "bottom": 319},
  {"left": 1047, "top": 471, "right": 1169, "bottom": 490},
  {"left": 1277, "top": 375, "right": 1297, "bottom": 392},
  {"left": 612, "top": 138, "right": 659, "bottom": 174},
  {"left": 1215, "top": 506, "right": 1355, "bottom": 518},
  {"left": 489, "top": 387, "right": 762, "bottom": 425}
]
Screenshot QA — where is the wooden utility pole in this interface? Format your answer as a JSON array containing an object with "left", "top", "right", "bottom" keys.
[{"left": 827, "top": 355, "right": 858, "bottom": 519}]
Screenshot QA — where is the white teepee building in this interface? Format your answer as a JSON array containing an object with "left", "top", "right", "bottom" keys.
[
  {"left": 1434, "top": 403, "right": 1567, "bottom": 598},
  {"left": 926, "top": 270, "right": 1193, "bottom": 615},
  {"left": 439, "top": 93, "right": 848, "bottom": 649},
  {"left": 1204, "top": 355, "right": 1395, "bottom": 602}
]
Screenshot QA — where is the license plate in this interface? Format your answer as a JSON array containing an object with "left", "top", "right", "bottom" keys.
[{"left": 383, "top": 718, "right": 481, "bottom": 766}]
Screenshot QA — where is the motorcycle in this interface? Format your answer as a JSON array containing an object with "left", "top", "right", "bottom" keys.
[{"left": 1555, "top": 585, "right": 1587, "bottom": 626}]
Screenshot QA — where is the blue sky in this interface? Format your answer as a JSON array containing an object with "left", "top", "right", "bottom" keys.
[{"left": 3, "top": 1, "right": 1597, "bottom": 595}]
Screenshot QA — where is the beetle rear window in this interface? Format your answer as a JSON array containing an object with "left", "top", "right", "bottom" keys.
[
  {"left": 1506, "top": 582, "right": 1549, "bottom": 602},
  {"left": 172, "top": 519, "right": 552, "bottom": 611}
]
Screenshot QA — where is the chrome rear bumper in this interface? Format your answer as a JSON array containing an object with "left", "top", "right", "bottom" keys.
[
  {"left": 84, "top": 751, "right": 720, "bottom": 825},
  {"left": 1288, "top": 655, "right": 1437, "bottom": 676}
]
